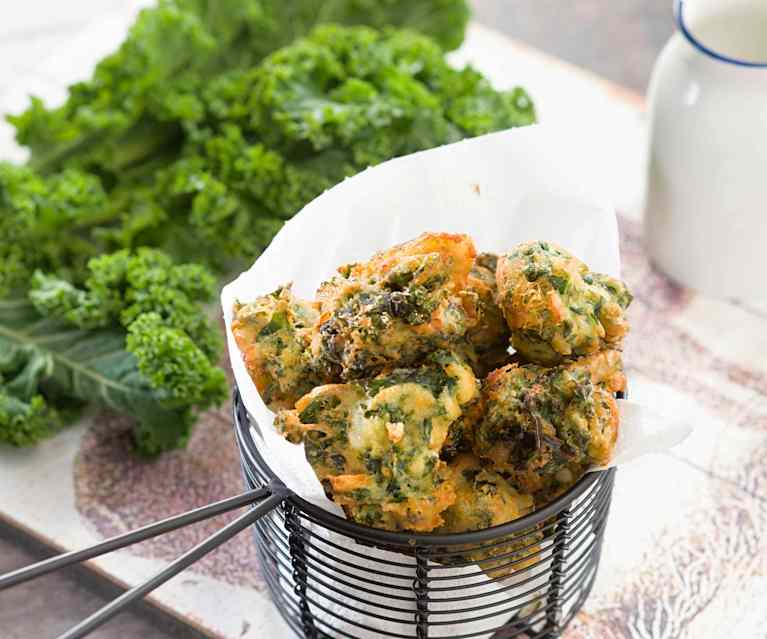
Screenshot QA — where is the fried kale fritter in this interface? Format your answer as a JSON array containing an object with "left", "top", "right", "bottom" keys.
[
  {"left": 459, "top": 253, "right": 512, "bottom": 376},
  {"left": 437, "top": 453, "right": 538, "bottom": 576},
  {"left": 496, "top": 241, "right": 633, "bottom": 365},
  {"left": 276, "top": 350, "right": 479, "bottom": 531},
  {"left": 440, "top": 453, "right": 533, "bottom": 532},
  {"left": 570, "top": 348, "right": 627, "bottom": 394},
  {"left": 311, "top": 233, "right": 476, "bottom": 380},
  {"left": 232, "top": 285, "right": 326, "bottom": 410},
  {"left": 474, "top": 351, "right": 623, "bottom": 497}
]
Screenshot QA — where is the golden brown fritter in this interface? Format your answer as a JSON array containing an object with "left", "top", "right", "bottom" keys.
[
  {"left": 460, "top": 252, "right": 512, "bottom": 376},
  {"left": 311, "top": 233, "right": 477, "bottom": 380},
  {"left": 436, "top": 453, "right": 538, "bottom": 576},
  {"left": 276, "top": 350, "right": 480, "bottom": 531},
  {"left": 567, "top": 348, "right": 627, "bottom": 394},
  {"left": 496, "top": 241, "right": 632, "bottom": 365},
  {"left": 474, "top": 353, "right": 622, "bottom": 497},
  {"left": 232, "top": 285, "right": 325, "bottom": 410},
  {"left": 440, "top": 453, "right": 533, "bottom": 532}
]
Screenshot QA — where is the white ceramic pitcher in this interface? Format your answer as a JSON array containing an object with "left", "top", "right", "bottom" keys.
[{"left": 644, "top": 0, "right": 767, "bottom": 298}]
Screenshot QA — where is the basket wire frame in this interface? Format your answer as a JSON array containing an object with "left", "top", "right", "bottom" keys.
[{"left": 234, "top": 392, "right": 617, "bottom": 639}]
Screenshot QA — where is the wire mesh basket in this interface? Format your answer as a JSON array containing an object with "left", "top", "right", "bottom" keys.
[{"left": 233, "top": 391, "right": 617, "bottom": 639}]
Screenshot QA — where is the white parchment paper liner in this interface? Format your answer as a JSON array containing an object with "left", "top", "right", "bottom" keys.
[{"left": 221, "top": 125, "right": 692, "bottom": 637}]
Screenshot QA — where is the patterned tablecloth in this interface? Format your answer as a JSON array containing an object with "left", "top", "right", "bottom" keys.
[{"left": 1, "top": 3, "right": 766, "bottom": 638}]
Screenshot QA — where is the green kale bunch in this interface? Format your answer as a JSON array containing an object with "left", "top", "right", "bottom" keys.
[
  {"left": 10, "top": 0, "right": 470, "bottom": 176},
  {"left": 0, "top": 249, "right": 226, "bottom": 455},
  {"left": 3, "top": 24, "right": 535, "bottom": 285},
  {"left": 197, "top": 25, "right": 535, "bottom": 172},
  {"left": 136, "top": 24, "right": 535, "bottom": 267}
]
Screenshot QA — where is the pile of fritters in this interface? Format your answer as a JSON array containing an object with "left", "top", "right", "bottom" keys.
[{"left": 232, "top": 234, "right": 632, "bottom": 537}]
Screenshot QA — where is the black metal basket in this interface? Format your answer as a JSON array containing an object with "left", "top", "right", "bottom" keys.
[{"left": 233, "top": 392, "right": 616, "bottom": 639}]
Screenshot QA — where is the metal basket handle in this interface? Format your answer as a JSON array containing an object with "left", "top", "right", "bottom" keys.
[{"left": 0, "top": 480, "right": 287, "bottom": 639}]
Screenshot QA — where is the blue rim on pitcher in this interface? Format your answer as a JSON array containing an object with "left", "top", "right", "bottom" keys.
[{"left": 675, "top": 0, "right": 767, "bottom": 68}]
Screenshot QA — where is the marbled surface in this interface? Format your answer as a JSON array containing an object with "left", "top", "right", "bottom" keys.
[{"left": 73, "top": 407, "right": 263, "bottom": 591}]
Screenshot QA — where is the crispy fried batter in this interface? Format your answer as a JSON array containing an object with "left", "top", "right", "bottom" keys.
[
  {"left": 567, "top": 348, "right": 627, "bottom": 394},
  {"left": 474, "top": 353, "right": 622, "bottom": 497},
  {"left": 496, "top": 241, "right": 632, "bottom": 365},
  {"left": 460, "top": 253, "right": 512, "bottom": 376},
  {"left": 440, "top": 453, "right": 533, "bottom": 532},
  {"left": 276, "top": 350, "right": 479, "bottom": 531},
  {"left": 232, "top": 285, "right": 325, "bottom": 410},
  {"left": 437, "top": 453, "right": 538, "bottom": 576},
  {"left": 312, "top": 233, "right": 477, "bottom": 380}
]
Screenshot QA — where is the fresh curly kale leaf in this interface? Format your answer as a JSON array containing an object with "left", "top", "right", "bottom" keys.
[
  {"left": 210, "top": 25, "right": 535, "bottom": 168},
  {"left": 0, "top": 163, "right": 110, "bottom": 296},
  {"left": 0, "top": 392, "right": 63, "bottom": 447},
  {"left": 29, "top": 248, "right": 222, "bottom": 359},
  {"left": 153, "top": 156, "right": 287, "bottom": 262},
  {"left": 124, "top": 312, "right": 226, "bottom": 455},
  {"left": 0, "top": 299, "right": 126, "bottom": 446},
  {"left": 195, "top": 124, "right": 348, "bottom": 223},
  {"left": 0, "top": 299, "right": 224, "bottom": 455},
  {"left": 232, "top": 26, "right": 457, "bottom": 161},
  {"left": 126, "top": 312, "right": 225, "bottom": 408},
  {"left": 173, "top": 25, "right": 535, "bottom": 249},
  {"left": 0, "top": 250, "right": 227, "bottom": 454},
  {"left": 8, "top": 3, "right": 216, "bottom": 174},
  {"left": 0, "top": 299, "right": 191, "bottom": 455},
  {"left": 0, "top": 329, "right": 65, "bottom": 446}
]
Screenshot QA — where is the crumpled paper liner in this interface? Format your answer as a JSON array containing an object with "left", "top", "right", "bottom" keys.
[{"left": 221, "top": 125, "right": 692, "bottom": 637}]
